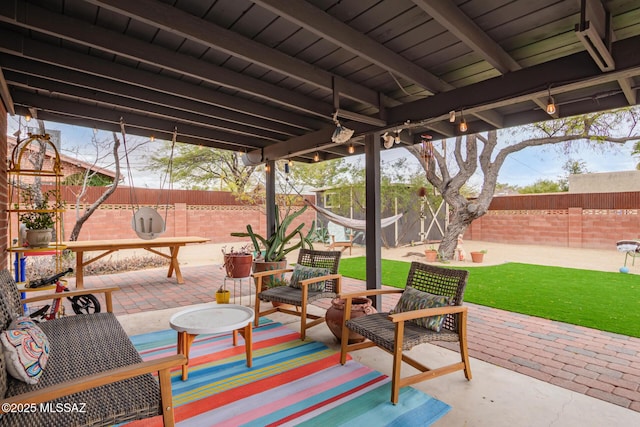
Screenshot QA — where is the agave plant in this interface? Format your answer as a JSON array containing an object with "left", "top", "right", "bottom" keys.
[{"left": 231, "top": 205, "right": 314, "bottom": 262}]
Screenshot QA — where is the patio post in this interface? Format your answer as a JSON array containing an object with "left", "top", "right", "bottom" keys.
[
  {"left": 364, "top": 133, "right": 382, "bottom": 309},
  {"left": 265, "top": 159, "right": 276, "bottom": 237}
]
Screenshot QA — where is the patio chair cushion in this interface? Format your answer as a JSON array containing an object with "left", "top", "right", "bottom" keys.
[
  {"left": 1, "top": 318, "right": 50, "bottom": 384},
  {"left": 392, "top": 287, "right": 450, "bottom": 332},
  {"left": 288, "top": 265, "right": 330, "bottom": 291}
]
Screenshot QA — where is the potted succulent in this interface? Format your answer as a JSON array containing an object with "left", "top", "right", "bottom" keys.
[
  {"left": 230, "top": 204, "right": 315, "bottom": 287},
  {"left": 424, "top": 246, "right": 438, "bottom": 262},
  {"left": 470, "top": 249, "right": 487, "bottom": 263},
  {"left": 221, "top": 244, "right": 253, "bottom": 278},
  {"left": 17, "top": 188, "right": 61, "bottom": 248}
]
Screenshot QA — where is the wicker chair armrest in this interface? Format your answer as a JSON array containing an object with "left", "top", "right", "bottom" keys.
[
  {"left": 252, "top": 268, "right": 292, "bottom": 278},
  {"left": 0, "top": 354, "right": 186, "bottom": 410},
  {"left": 21, "top": 287, "right": 120, "bottom": 304},
  {"left": 297, "top": 273, "right": 342, "bottom": 287},
  {"left": 389, "top": 305, "right": 467, "bottom": 323},
  {"left": 338, "top": 289, "right": 403, "bottom": 300}
]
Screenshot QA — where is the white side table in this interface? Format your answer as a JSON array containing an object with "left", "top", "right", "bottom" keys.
[
  {"left": 223, "top": 276, "right": 253, "bottom": 305},
  {"left": 169, "top": 304, "right": 254, "bottom": 380}
]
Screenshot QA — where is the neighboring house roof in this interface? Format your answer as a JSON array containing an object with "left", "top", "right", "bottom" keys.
[{"left": 7, "top": 135, "right": 117, "bottom": 180}]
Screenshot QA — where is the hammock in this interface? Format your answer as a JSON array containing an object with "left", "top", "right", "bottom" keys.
[{"left": 305, "top": 201, "right": 403, "bottom": 231}]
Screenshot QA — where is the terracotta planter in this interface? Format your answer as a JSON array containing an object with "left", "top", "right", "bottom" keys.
[
  {"left": 223, "top": 254, "right": 253, "bottom": 278},
  {"left": 470, "top": 252, "right": 485, "bottom": 263},
  {"left": 252, "top": 260, "right": 287, "bottom": 290},
  {"left": 215, "top": 290, "right": 230, "bottom": 304},
  {"left": 424, "top": 249, "right": 438, "bottom": 262},
  {"left": 326, "top": 297, "right": 377, "bottom": 344}
]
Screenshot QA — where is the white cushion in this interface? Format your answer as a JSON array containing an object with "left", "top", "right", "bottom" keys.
[{"left": 0, "top": 316, "right": 50, "bottom": 384}]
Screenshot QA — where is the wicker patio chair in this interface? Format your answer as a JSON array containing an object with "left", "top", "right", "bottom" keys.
[
  {"left": 253, "top": 249, "right": 342, "bottom": 340},
  {"left": 339, "top": 262, "right": 471, "bottom": 404}
]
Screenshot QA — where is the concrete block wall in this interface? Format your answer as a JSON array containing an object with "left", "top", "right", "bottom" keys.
[
  {"left": 59, "top": 203, "right": 316, "bottom": 245},
  {"left": 466, "top": 208, "right": 640, "bottom": 249}
]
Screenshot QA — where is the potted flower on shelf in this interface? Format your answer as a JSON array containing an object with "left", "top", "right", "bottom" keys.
[
  {"left": 221, "top": 244, "right": 253, "bottom": 278},
  {"left": 230, "top": 204, "right": 315, "bottom": 288},
  {"left": 17, "top": 188, "right": 62, "bottom": 248},
  {"left": 470, "top": 249, "right": 487, "bottom": 263}
]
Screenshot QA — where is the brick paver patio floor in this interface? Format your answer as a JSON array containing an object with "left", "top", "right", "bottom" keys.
[{"left": 67, "top": 263, "right": 640, "bottom": 413}]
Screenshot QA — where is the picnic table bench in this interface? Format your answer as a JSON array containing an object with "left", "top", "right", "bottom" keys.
[{"left": 63, "top": 236, "right": 210, "bottom": 289}]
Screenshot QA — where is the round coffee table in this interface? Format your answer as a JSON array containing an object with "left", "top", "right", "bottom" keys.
[{"left": 169, "top": 303, "right": 254, "bottom": 380}]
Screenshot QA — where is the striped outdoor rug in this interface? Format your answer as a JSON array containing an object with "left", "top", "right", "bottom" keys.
[{"left": 125, "top": 320, "right": 450, "bottom": 426}]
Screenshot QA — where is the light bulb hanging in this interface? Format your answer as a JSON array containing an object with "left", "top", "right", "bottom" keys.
[
  {"left": 459, "top": 110, "right": 468, "bottom": 133},
  {"left": 348, "top": 143, "right": 355, "bottom": 154},
  {"left": 313, "top": 152, "right": 320, "bottom": 162},
  {"left": 546, "top": 87, "right": 556, "bottom": 115},
  {"left": 24, "top": 114, "right": 31, "bottom": 122}
]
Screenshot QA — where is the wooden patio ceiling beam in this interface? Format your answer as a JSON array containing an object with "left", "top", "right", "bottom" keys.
[
  {"left": 0, "top": 66, "right": 14, "bottom": 114},
  {"left": 411, "top": 0, "right": 520, "bottom": 74},
  {"left": 0, "top": 30, "right": 323, "bottom": 133},
  {"left": 252, "top": 0, "right": 451, "bottom": 96},
  {"left": 12, "top": 91, "right": 270, "bottom": 151},
  {"left": 390, "top": 35, "right": 640, "bottom": 123},
  {"left": 411, "top": 0, "right": 555, "bottom": 119},
  {"left": 6, "top": 73, "right": 286, "bottom": 142},
  {"left": 256, "top": 34, "right": 640, "bottom": 161},
  {"left": 2, "top": 57, "right": 300, "bottom": 139},
  {"left": 0, "top": 2, "right": 343, "bottom": 122},
  {"left": 12, "top": 105, "right": 238, "bottom": 150},
  {"left": 618, "top": 77, "right": 637, "bottom": 105},
  {"left": 85, "top": 0, "right": 388, "bottom": 110}
]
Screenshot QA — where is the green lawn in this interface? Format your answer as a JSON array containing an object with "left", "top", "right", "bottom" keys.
[{"left": 338, "top": 258, "right": 640, "bottom": 338}]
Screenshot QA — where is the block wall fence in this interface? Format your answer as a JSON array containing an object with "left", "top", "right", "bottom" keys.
[
  {"left": 464, "top": 192, "right": 640, "bottom": 249},
  {"left": 39, "top": 186, "right": 317, "bottom": 245}
]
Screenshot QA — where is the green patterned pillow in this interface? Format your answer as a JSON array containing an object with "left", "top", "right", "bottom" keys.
[
  {"left": 289, "top": 265, "right": 331, "bottom": 292},
  {"left": 392, "top": 287, "right": 450, "bottom": 332}
]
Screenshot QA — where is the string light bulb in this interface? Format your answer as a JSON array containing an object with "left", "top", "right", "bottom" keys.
[
  {"left": 288, "top": 158, "right": 293, "bottom": 167},
  {"left": 313, "top": 152, "right": 320, "bottom": 162},
  {"left": 265, "top": 163, "right": 270, "bottom": 172},
  {"left": 150, "top": 135, "right": 155, "bottom": 142},
  {"left": 348, "top": 143, "right": 355, "bottom": 154},
  {"left": 24, "top": 114, "right": 31, "bottom": 122},
  {"left": 449, "top": 110, "right": 456, "bottom": 123},
  {"left": 459, "top": 110, "right": 468, "bottom": 133},
  {"left": 546, "top": 88, "right": 556, "bottom": 115}
]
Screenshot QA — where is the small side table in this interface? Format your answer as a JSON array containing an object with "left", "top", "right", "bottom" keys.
[
  {"left": 169, "top": 304, "right": 254, "bottom": 381},
  {"left": 223, "top": 276, "right": 253, "bottom": 306}
]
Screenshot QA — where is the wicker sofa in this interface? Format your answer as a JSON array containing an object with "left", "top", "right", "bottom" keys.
[{"left": 0, "top": 269, "right": 185, "bottom": 426}]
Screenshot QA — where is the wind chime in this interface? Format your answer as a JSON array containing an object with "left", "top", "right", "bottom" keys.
[{"left": 420, "top": 134, "right": 434, "bottom": 172}]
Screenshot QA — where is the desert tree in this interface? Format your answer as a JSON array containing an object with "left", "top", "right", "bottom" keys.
[
  {"left": 147, "top": 143, "right": 256, "bottom": 193},
  {"left": 406, "top": 108, "right": 640, "bottom": 259}
]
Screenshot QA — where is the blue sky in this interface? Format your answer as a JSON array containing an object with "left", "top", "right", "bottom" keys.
[{"left": 8, "top": 116, "right": 639, "bottom": 189}]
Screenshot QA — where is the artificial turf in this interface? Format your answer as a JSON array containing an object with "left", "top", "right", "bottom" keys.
[{"left": 338, "top": 257, "right": 640, "bottom": 338}]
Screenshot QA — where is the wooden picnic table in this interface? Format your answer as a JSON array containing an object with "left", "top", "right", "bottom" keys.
[{"left": 63, "top": 236, "right": 210, "bottom": 289}]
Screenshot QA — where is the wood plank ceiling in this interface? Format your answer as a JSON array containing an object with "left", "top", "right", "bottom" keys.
[{"left": 0, "top": 0, "right": 638, "bottom": 164}]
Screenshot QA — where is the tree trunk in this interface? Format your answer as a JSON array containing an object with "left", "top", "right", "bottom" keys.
[
  {"left": 69, "top": 132, "right": 121, "bottom": 241},
  {"left": 439, "top": 205, "right": 476, "bottom": 259}
]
